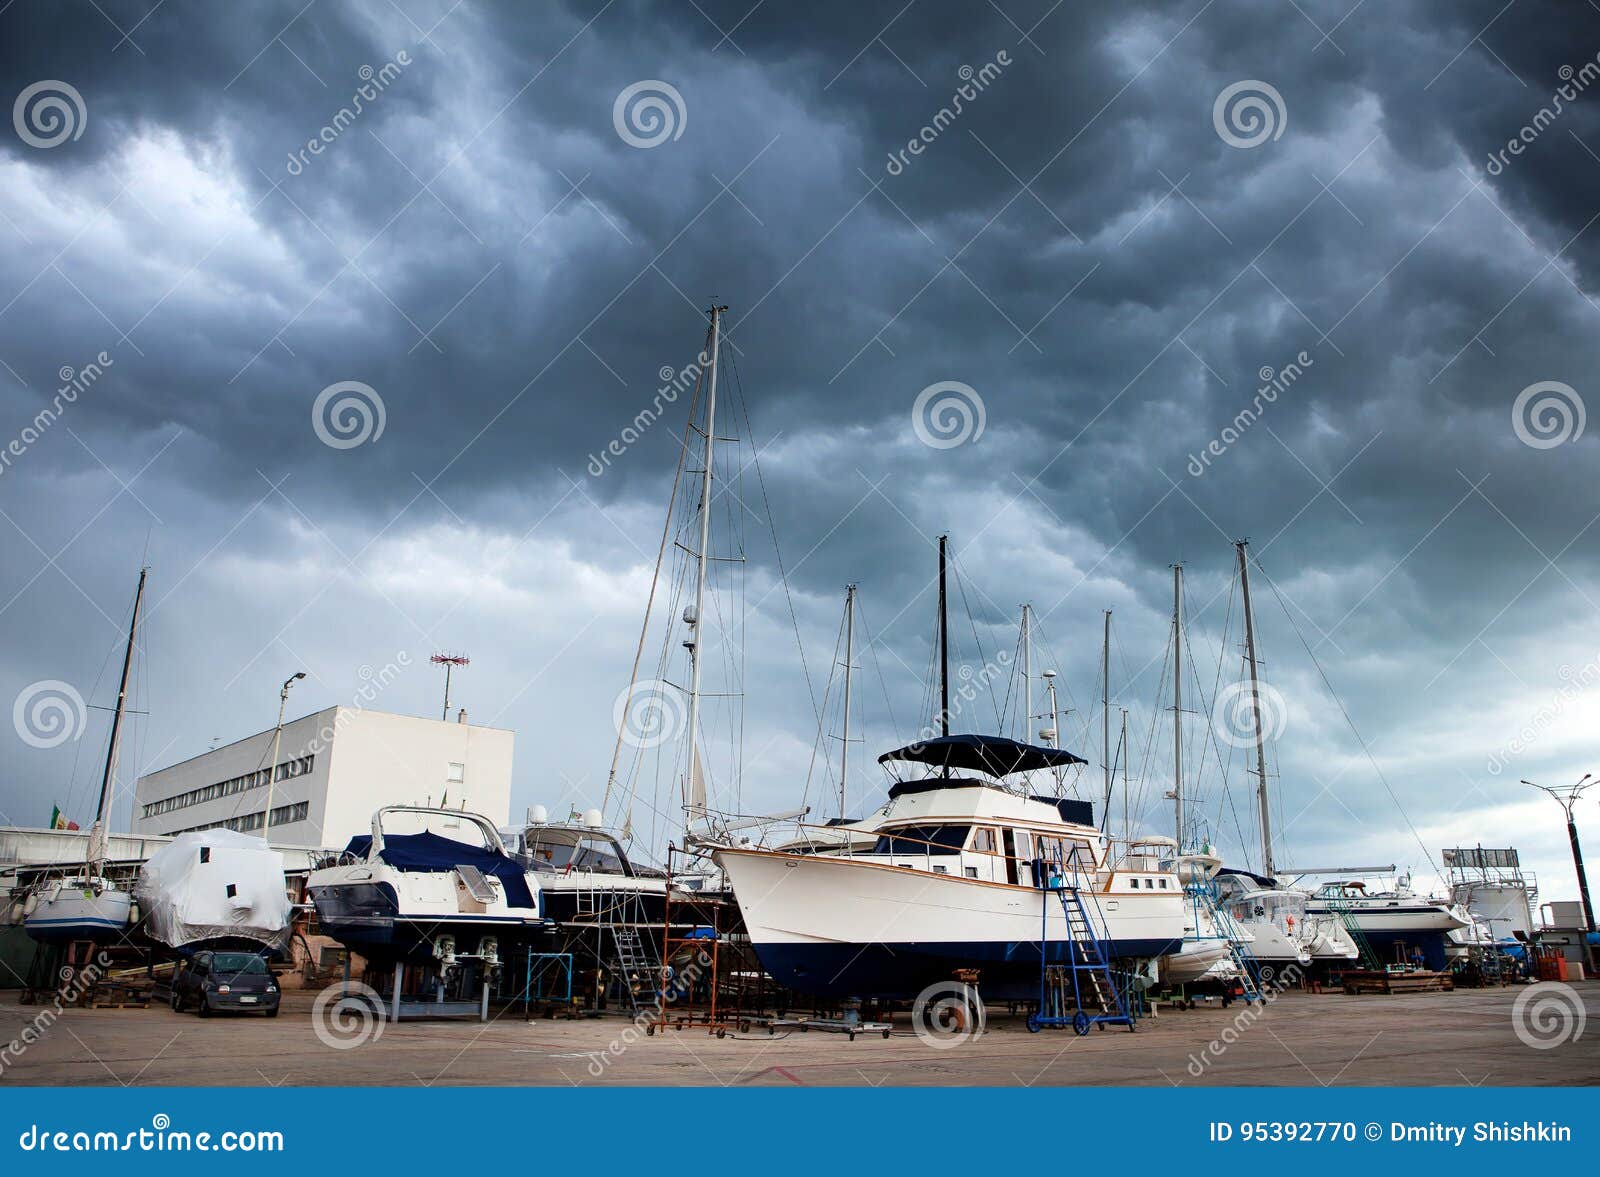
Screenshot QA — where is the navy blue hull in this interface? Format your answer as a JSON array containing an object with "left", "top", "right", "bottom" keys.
[
  {"left": 310, "top": 882, "right": 547, "bottom": 965},
  {"left": 753, "top": 937, "right": 1178, "bottom": 1000},
  {"left": 1349, "top": 926, "right": 1453, "bottom": 971}
]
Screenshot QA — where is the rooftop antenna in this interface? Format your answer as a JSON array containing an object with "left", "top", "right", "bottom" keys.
[{"left": 430, "top": 653, "right": 470, "bottom": 722}]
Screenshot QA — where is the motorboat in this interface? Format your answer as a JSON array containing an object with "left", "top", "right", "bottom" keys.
[
  {"left": 1304, "top": 876, "right": 1470, "bottom": 970},
  {"left": 307, "top": 806, "right": 551, "bottom": 967},
  {"left": 714, "top": 734, "right": 1188, "bottom": 1000},
  {"left": 1214, "top": 868, "right": 1313, "bottom": 979},
  {"left": 515, "top": 806, "right": 672, "bottom": 926},
  {"left": 134, "top": 829, "right": 293, "bottom": 954}
]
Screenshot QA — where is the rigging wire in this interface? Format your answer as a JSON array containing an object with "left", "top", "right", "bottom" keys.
[{"left": 1251, "top": 553, "right": 1442, "bottom": 877}]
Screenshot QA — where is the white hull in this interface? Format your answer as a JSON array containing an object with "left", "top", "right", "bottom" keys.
[
  {"left": 25, "top": 879, "right": 132, "bottom": 943},
  {"left": 716, "top": 845, "right": 1186, "bottom": 999}
]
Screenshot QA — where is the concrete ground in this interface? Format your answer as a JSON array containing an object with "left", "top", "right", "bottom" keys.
[{"left": 1, "top": 984, "right": 1596, "bottom": 1086}]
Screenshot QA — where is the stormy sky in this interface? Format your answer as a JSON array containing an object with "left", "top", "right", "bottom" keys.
[{"left": 2, "top": 0, "right": 1598, "bottom": 904}]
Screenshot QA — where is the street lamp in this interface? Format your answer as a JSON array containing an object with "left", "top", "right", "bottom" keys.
[
  {"left": 1521, "top": 775, "right": 1596, "bottom": 960},
  {"left": 265, "top": 672, "right": 306, "bottom": 841}
]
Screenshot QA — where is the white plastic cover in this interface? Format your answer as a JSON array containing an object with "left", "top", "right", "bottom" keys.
[{"left": 134, "top": 830, "right": 293, "bottom": 950}]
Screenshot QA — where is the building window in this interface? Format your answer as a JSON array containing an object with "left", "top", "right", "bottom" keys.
[{"left": 447, "top": 762, "right": 465, "bottom": 784}]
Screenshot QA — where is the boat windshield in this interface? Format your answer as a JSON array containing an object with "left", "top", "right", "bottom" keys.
[
  {"left": 871, "top": 824, "right": 971, "bottom": 854},
  {"left": 211, "top": 954, "right": 267, "bottom": 974},
  {"left": 523, "top": 829, "right": 631, "bottom": 875}
]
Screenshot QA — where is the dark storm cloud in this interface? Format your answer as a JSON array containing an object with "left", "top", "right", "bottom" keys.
[{"left": 2, "top": 0, "right": 1598, "bottom": 890}]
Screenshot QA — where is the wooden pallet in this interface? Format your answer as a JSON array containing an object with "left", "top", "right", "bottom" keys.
[{"left": 1340, "top": 969, "right": 1454, "bottom": 995}]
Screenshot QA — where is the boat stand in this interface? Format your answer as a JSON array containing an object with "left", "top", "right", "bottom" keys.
[
  {"left": 375, "top": 960, "right": 491, "bottom": 1022},
  {"left": 742, "top": 997, "right": 893, "bottom": 1040}
]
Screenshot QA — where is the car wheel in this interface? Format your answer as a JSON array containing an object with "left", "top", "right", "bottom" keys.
[
  {"left": 196, "top": 997, "right": 210, "bottom": 1017},
  {"left": 170, "top": 991, "right": 182, "bottom": 1013},
  {"left": 266, "top": 1006, "right": 279, "bottom": 1018}
]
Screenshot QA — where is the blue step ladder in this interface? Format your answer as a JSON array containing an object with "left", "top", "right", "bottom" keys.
[{"left": 1027, "top": 850, "right": 1135, "bottom": 1035}]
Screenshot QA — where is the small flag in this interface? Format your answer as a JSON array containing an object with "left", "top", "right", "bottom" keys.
[{"left": 50, "top": 805, "right": 65, "bottom": 830}]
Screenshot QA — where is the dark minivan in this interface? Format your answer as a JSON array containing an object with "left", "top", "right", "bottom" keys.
[{"left": 170, "top": 951, "right": 280, "bottom": 1017}]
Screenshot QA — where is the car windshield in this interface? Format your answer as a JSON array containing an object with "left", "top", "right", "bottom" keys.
[{"left": 211, "top": 953, "right": 266, "bottom": 975}]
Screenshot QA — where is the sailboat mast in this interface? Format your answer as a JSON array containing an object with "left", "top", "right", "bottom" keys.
[
  {"left": 93, "top": 566, "right": 147, "bottom": 871},
  {"left": 1101, "top": 609, "right": 1111, "bottom": 816},
  {"left": 937, "top": 534, "right": 950, "bottom": 740},
  {"left": 682, "top": 305, "right": 727, "bottom": 820},
  {"left": 1236, "top": 539, "right": 1274, "bottom": 878},
  {"left": 1120, "top": 707, "right": 1130, "bottom": 844},
  {"left": 1172, "top": 563, "right": 1184, "bottom": 850},
  {"left": 839, "top": 583, "right": 856, "bottom": 819},
  {"left": 1020, "top": 603, "right": 1032, "bottom": 742}
]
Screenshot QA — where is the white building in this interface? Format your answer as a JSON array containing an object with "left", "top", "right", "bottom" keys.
[{"left": 132, "top": 708, "right": 513, "bottom": 850}]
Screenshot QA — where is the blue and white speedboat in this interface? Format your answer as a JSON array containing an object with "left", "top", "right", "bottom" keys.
[
  {"left": 715, "top": 735, "right": 1188, "bottom": 1000},
  {"left": 308, "top": 806, "right": 552, "bottom": 967}
]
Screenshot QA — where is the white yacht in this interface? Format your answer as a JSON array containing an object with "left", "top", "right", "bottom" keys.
[
  {"left": 515, "top": 807, "right": 675, "bottom": 926},
  {"left": 308, "top": 806, "right": 551, "bottom": 967},
  {"left": 1305, "top": 876, "right": 1470, "bottom": 970},
  {"left": 1214, "top": 868, "right": 1313, "bottom": 979},
  {"left": 715, "top": 734, "right": 1188, "bottom": 1000}
]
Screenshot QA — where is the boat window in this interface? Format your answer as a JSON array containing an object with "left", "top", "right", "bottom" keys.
[
  {"left": 1013, "top": 831, "right": 1032, "bottom": 859},
  {"left": 970, "top": 827, "right": 998, "bottom": 854},
  {"left": 871, "top": 824, "right": 971, "bottom": 854},
  {"left": 1130, "top": 878, "right": 1140, "bottom": 889},
  {"left": 964, "top": 867, "right": 978, "bottom": 879}
]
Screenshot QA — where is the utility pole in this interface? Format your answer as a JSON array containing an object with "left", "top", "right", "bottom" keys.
[
  {"left": 1237, "top": 539, "right": 1275, "bottom": 879},
  {"left": 264, "top": 671, "right": 306, "bottom": 841},
  {"left": 1521, "top": 776, "right": 1597, "bottom": 944}
]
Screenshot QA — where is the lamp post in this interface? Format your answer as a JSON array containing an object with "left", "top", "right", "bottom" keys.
[
  {"left": 265, "top": 672, "right": 306, "bottom": 841},
  {"left": 1521, "top": 775, "right": 1596, "bottom": 970}
]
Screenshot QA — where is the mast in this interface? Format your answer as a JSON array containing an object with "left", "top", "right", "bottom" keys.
[
  {"left": 1020, "top": 603, "right": 1032, "bottom": 743},
  {"left": 1101, "top": 609, "right": 1112, "bottom": 817},
  {"left": 1120, "top": 708, "right": 1130, "bottom": 844},
  {"left": 1237, "top": 539, "right": 1274, "bottom": 878},
  {"left": 839, "top": 583, "right": 856, "bottom": 819},
  {"left": 682, "top": 305, "right": 727, "bottom": 821},
  {"left": 1171, "top": 563, "right": 1184, "bottom": 850},
  {"left": 92, "top": 566, "right": 147, "bottom": 872},
  {"left": 937, "top": 534, "right": 950, "bottom": 741}
]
